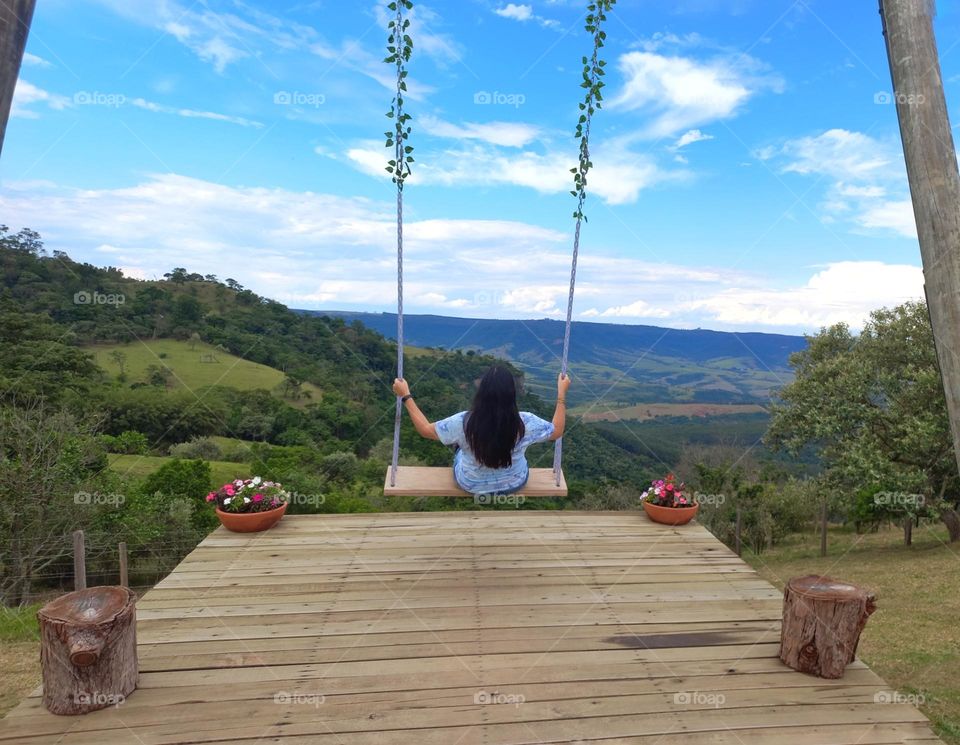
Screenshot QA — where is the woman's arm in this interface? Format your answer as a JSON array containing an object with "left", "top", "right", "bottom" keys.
[
  {"left": 392, "top": 378, "right": 439, "bottom": 440},
  {"left": 548, "top": 372, "right": 571, "bottom": 441}
]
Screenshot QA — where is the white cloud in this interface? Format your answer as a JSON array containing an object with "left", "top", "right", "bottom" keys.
[
  {"left": 672, "top": 128, "right": 714, "bottom": 150},
  {"left": 345, "top": 139, "right": 684, "bottom": 205},
  {"left": 23, "top": 52, "right": 52, "bottom": 68},
  {"left": 11, "top": 80, "right": 71, "bottom": 118},
  {"left": 780, "top": 129, "right": 893, "bottom": 181},
  {"left": 768, "top": 129, "right": 916, "bottom": 238},
  {"left": 685, "top": 261, "right": 924, "bottom": 328},
  {"left": 131, "top": 98, "right": 264, "bottom": 128},
  {"left": 591, "top": 299, "right": 672, "bottom": 319},
  {"left": 495, "top": 4, "right": 533, "bottom": 21},
  {"left": 609, "top": 48, "right": 781, "bottom": 137},
  {"left": 420, "top": 115, "right": 540, "bottom": 148}
]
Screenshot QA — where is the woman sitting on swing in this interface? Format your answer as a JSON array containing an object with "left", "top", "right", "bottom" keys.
[{"left": 392, "top": 366, "right": 570, "bottom": 495}]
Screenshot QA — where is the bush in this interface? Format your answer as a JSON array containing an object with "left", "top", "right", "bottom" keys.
[
  {"left": 168, "top": 437, "right": 222, "bottom": 461},
  {"left": 140, "top": 459, "right": 216, "bottom": 533},
  {"left": 101, "top": 430, "right": 149, "bottom": 455}
]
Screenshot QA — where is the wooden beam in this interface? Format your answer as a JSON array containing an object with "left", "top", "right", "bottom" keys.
[
  {"left": 0, "top": 0, "right": 37, "bottom": 157},
  {"left": 879, "top": 0, "right": 960, "bottom": 477}
]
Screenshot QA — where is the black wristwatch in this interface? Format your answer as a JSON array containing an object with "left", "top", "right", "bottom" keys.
[{"left": 401, "top": 394, "right": 413, "bottom": 403}]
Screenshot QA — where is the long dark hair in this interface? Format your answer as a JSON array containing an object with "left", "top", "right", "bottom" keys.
[{"left": 465, "top": 365, "right": 525, "bottom": 468}]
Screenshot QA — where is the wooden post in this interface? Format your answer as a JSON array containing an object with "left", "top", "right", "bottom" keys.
[
  {"left": 118, "top": 542, "right": 128, "bottom": 587},
  {"left": 73, "top": 530, "right": 86, "bottom": 591},
  {"left": 820, "top": 500, "right": 828, "bottom": 557},
  {"left": 880, "top": 0, "right": 960, "bottom": 479},
  {"left": 0, "top": 0, "right": 37, "bottom": 156},
  {"left": 734, "top": 506, "right": 742, "bottom": 556}
]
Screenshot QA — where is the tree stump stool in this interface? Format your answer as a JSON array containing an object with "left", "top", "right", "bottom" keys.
[
  {"left": 779, "top": 574, "right": 876, "bottom": 679},
  {"left": 37, "top": 586, "right": 138, "bottom": 715}
]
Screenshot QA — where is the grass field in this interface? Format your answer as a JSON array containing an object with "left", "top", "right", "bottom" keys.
[
  {"left": 742, "top": 523, "right": 960, "bottom": 743},
  {"left": 573, "top": 402, "right": 768, "bottom": 421},
  {"left": 88, "top": 339, "right": 322, "bottom": 403},
  {"left": 108, "top": 454, "right": 250, "bottom": 486},
  {"left": 0, "top": 604, "right": 40, "bottom": 718}
]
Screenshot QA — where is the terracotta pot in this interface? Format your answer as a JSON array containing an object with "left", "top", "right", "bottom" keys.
[
  {"left": 642, "top": 499, "right": 699, "bottom": 526},
  {"left": 215, "top": 503, "right": 287, "bottom": 533}
]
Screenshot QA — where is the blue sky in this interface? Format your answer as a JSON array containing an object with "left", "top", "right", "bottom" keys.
[{"left": 5, "top": 0, "right": 958, "bottom": 334}]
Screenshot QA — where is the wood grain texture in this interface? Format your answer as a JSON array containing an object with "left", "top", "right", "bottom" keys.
[{"left": 0, "top": 512, "right": 943, "bottom": 743}]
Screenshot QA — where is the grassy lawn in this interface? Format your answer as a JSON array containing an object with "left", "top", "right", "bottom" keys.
[
  {"left": 88, "top": 339, "right": 322, "bottom": 404},
  {"left": 108, "top": 454, "right": 250, "bottom": 486},
  {"left": 742, "top": 522, "right": 960, "bottom": 743},
  {"left": 0, "top": 603, "right": 41, "bottom": 718}
]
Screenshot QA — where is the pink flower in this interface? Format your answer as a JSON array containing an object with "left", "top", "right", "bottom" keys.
[
  {"left": 205, "top": 492, "right": 216, "bottom": 502},
  {"left": 224, "top": 485, "right": 235, "bottom": 496},
  {"left": 253, "top": 493, "right": 263, "bottom": 502}
]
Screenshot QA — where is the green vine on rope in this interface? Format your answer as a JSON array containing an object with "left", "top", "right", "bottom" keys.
[
  {"left": 384, "top": 0, "right": 414, "bottom": 190},
  {"left": 571, "top": 0, "right": 616, "bottom": 222}
]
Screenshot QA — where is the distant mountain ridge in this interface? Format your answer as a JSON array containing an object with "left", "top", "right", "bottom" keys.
[{"left": 302, "top": 311, "right": 808, "bottom": 405}]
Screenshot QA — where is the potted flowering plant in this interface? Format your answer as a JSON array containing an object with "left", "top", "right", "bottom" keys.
[
  {"left": 640, "top": 473, "right": 698, "bottom": 525},
  {"left": 206, "top": 477, "right": 289, "bottom": 533}
]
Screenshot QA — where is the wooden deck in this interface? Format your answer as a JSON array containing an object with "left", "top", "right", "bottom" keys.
[{"left": 0, "top": 511, "right": 944, "bottom": 744}]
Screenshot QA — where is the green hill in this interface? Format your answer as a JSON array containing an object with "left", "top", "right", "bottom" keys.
[{"left": 89, "top": 339, "right": 322, "bottom": 404}]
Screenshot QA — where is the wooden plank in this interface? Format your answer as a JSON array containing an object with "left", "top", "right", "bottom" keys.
[{"left": 383, "top": 465, "right": 567, "bottom": 497}]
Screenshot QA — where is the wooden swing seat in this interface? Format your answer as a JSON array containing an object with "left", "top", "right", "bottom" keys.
[{"left": 383, "top": 466, "right": 567, "bottom": 497}]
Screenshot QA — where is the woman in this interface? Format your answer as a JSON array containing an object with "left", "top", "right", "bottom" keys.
[{"left": 392, "top": 366, "right": 571, "bottom": 495}]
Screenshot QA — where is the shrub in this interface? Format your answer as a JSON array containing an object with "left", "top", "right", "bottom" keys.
[{"left": 168, "top": 437, "right": 222, "bottom": 461}]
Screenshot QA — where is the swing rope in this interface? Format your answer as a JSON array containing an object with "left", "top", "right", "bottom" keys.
[
  {"left": 552, "top": 0, "right": 614, "bottom": 485},
  {"left": 387, "top": 0, "right": 414, "bottom": 488}
]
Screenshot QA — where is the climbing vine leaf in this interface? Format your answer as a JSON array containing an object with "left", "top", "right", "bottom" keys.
[{"left": 384, "top": 0, "right": 415, "bottom": 190}]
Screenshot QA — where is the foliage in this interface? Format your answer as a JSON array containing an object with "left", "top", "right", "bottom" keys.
[
  {"left": 767, "top": 302, "right": 960, "bottom": 540},
  {"left": 0, "top": 403, "right": 116, "bottom": 605},
  {"left": 384, "top": 0, "right": 414, "bottom": 188},
  {"left": 570, "top": 0, "right": 616, "bottom": 222},
  {"left": 168, "top": 437, "right": 223, "bottom": 461},
  {"left": 100, "top": 430, "right": 150, "bottom": 455}
]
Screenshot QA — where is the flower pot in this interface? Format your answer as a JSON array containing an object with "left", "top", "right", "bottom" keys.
[
  {"left": 215, "top": 503, "right": 287, "bottom": 533},
  {"left": 642, "top": 500, "right": 698, "bottom": 526}
]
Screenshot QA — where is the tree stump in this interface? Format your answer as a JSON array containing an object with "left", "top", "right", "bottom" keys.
[
  {"left": 37, "top": 586, "right": 138, "bottom": 715},
  {"left": 779, "top": 574, "right": 876, "bottom": 679}
]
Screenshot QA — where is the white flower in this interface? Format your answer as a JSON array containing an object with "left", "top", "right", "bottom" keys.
[
  {"left": 234, "top": 480, "right": 243, "bottom": 487},
  {"left": 252, "top": 476, "right": 262, "bottom": 485},
  {"left": 243, "top": 496, "right": 250, "bottom": 503},
  {"left": 224, "top": 497, "right": 232, "bottom": 505}
]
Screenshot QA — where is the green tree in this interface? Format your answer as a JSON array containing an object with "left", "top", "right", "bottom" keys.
[{"left": 768, "top": 302, "right": 960, "bottom": 541}]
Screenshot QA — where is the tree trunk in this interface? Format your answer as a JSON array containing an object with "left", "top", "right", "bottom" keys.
[
  {"left": 903, "top": 515, "right": 913, "bottom": 546},
  {"left": 940, "top": 506, "right": 960, "bottom": 542},
  {"left": 38, "top": 586, "right": 138, "bottom": 715},
  {"left": 779, "top": 574, "right": 877, "bottom": 679}
]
